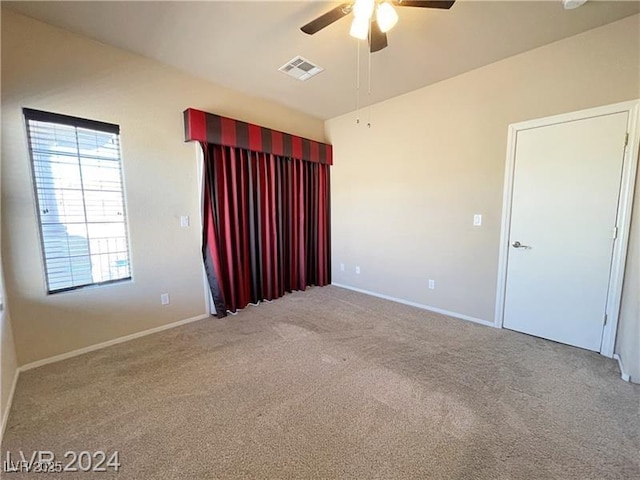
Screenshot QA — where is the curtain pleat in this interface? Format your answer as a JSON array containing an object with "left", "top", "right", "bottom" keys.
[
  {"left": 202, "top": 146, "right": 227, "bottom": 316},
  {"left": 202, "top": 143, "right": 330, "bottom": 317}
]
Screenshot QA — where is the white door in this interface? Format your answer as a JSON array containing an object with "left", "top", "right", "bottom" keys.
[{"left": 503, "top": 112, "right": 628, "bottom": 351}]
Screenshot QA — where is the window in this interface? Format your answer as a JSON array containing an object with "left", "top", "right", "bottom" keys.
[{"left": 24, "top": 108, "right": 132, "bottom": 293}]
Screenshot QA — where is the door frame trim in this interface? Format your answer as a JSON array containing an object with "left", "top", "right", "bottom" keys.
[{"left": 494, "top": 100, "right": 640, "bottom": 358}]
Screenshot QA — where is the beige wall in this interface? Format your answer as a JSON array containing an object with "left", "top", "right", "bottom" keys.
[
  {"left": 1, "top": 17, "right": 20, "bottom": 431},
  {"left": 1, "top": 307, "right": 18, "bottom": 439},
  {"left": 1, "top": 124, "right": 19, "bottom": 438},
  {"left": 326, "top": 15, "right": 640, "bottom": 377},
  {"left": 1, "top": 10, "right": 325, "bottom": 366}
]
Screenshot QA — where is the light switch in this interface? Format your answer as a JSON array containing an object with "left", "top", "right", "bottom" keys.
[
  {"left": 473, "top": 214, "right": 482, "bottom": 226},
  {"left": 180, "top": 215, "right": 190, "bottom": 227}
]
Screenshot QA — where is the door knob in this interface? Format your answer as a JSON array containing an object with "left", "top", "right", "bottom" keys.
[{"left": 512, "top": 241, "right": 531, "bottom": 249}]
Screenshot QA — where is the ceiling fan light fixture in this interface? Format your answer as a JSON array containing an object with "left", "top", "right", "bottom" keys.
[
  {"left": 376, "top": 2, "right": 399, "bottom": 33},
  {"left": 349, "top": 16, "right": 370, "bottom": 40},
  {"left": 352, "top": 0, "right": 375, "bottom": 19},
  {"left": 562, "top": 0, "right": 588, "bottom": 9},
  {"left": 300, "top": 0, "right": 456, "bottom": 52}
]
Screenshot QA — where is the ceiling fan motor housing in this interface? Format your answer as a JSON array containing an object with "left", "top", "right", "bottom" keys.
[{"left": 300, "top": 0, "right": 456, "bottom": 53}]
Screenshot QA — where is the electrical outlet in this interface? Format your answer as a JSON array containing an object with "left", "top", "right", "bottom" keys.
[
  {"left": 428, "top": 279, "right": 435, "bottom": 290},
  {"left": 340, "top": 263, "right": 345, "bottom": 272},
  {"left": 473, "top": 214, "right": 482, "bottom": 226},
  {"left": 161, "top": 293, "right": 170, "bottom": 305},
  {"left": 355, "top": 266, "right": 361, "bottom": 274}
]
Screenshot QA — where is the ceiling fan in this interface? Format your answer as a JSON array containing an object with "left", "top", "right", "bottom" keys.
[{"left": 301, "top": 0, "right": 456, "bottom": 53}]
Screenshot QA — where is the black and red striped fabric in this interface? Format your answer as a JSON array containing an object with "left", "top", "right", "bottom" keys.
[
  {"left": 184, "top": 108, "right": 332, "bottom": 165},
  {"left": 185, "top": 109, "right": 332, "bottom": 317}
]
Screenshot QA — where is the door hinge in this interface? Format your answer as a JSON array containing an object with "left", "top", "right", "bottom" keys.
[
  {"left": 624, "top": 132, "right": 629, "bottom": 148},
  {"left": 603, "top": 313, "right": 608, "bottom": 326},
  {"left": 613, "top": 226, "right": 618, "bottom": 240}
]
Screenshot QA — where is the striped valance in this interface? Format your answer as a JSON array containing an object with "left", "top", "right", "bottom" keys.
[{"left": 183, "top": 108, "right": 332, "bottom": 165}]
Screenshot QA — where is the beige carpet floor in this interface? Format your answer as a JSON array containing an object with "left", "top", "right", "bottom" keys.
[{"left": 2, "top": 286, "right": 639, "bottom": 479}]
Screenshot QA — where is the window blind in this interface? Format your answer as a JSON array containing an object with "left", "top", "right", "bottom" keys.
[{"left": 24, "top": 108, "right": 132, "bottom": 293}]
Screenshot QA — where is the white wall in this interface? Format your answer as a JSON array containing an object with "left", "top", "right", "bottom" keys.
[
  {"left": 1, "top": 10, "right": 325, "bottom": 366},
  {"left": 326, "top": 15, "right": 640, "bottom": 380}
]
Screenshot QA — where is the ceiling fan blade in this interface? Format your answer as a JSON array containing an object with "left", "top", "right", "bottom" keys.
[
  {"left": 393, "top": 0, "right": 455, "bottom": 9},
  {"left": 369, "top": 20, "right": 388, "bottom": 53},
  {"left": 301, "top": 3, "right": 353, "bottom": 35}
]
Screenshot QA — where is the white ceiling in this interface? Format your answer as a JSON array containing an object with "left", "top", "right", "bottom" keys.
[{"left": 5, "top": 1, "right": 640, "bottom": 120}]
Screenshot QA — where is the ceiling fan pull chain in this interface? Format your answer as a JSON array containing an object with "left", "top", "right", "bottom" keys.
[
  {"left": 367, "top": 39, "right": 372, "bottom": 128},
  {"left": 356, "top": 38, "right": 361, "bottom": 124}
]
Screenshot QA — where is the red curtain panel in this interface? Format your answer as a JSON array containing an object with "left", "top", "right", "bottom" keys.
[{"left": 202, "top": 143, "right": 331, "bottom": 317}]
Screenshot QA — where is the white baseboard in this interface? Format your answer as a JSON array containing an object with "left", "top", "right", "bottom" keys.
[
  {"left": 613, "top": 353, "right": 631, "bottom": 382},
  {"left": 331, "top": 283, "right": 493, "bottom": 328},
  {"left": 20, "top": 313, "right": 211, "bottom": 372},
  {"left": 1, "top": 366, "right": 20, "bottom": 444}
]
